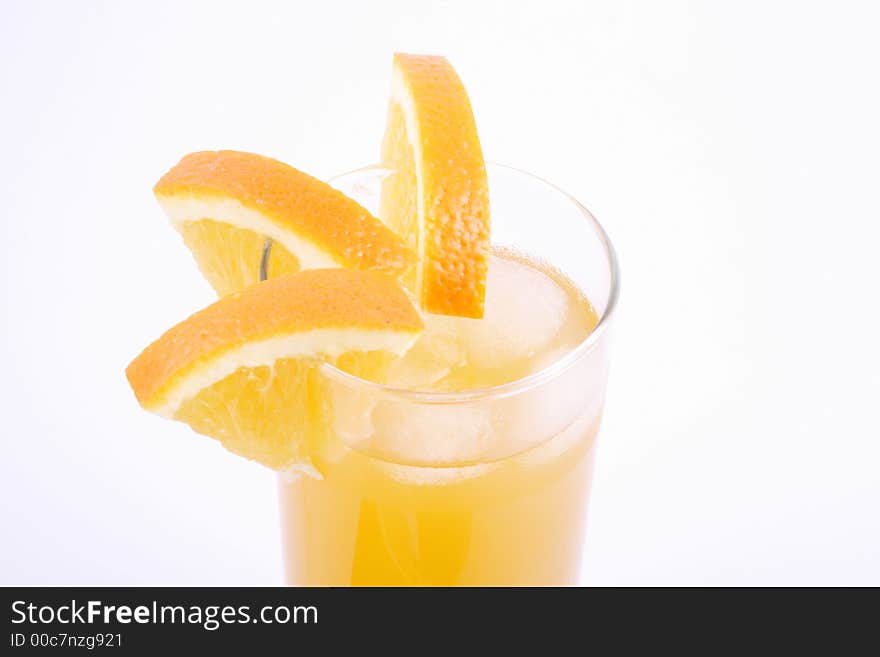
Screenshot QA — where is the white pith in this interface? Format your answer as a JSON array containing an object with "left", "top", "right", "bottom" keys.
[{"left": 157, "top": 193, "right": 341, "bottom": 270}]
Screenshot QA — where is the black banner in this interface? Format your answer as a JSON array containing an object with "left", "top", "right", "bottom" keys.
[{"left": 1, "top": 586, "right": 867, "bottom": 652}]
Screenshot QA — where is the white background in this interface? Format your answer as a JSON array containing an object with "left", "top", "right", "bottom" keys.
[{"left": 2, "top": 0, "right": 878, "bottom": 586}]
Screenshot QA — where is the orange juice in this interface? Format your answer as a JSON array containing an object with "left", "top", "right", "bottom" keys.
[{"left": 278, "top": 252, "right": 608, "bottom": 585}]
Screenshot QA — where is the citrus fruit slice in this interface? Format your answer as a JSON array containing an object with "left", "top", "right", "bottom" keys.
[
  {"left": 380, "top": 53, "right": 491, "bottom": 318},
  {"left": 125, "top": 269, "right": 423, "bottom": 471},
  {"left": 154, "top": 150, "right": 414, "bottom": 297}
]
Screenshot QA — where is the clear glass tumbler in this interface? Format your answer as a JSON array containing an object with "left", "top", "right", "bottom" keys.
[{"left": 278, "top": 164, "right": 619, "bottom": 586}]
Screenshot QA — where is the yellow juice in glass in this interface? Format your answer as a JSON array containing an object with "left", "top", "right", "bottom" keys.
[{"left": 278, "top": 251, "right": 610, "bottom": 586}]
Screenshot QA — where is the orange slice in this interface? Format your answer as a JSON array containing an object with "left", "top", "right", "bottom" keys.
[
  {"left": 380, "top": 53, "right": 490, "bottom": 318},
  {"left": 125, "top": 269, "right": 423, "bottom": 471},
  {"left": 154, "top": 150, "right": 414, "bottom": 297}
]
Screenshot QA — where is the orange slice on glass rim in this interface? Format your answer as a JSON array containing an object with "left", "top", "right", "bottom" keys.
[
  {"left": 154, "top": 150, "right": 414, "bottom": 296},
  {"left": 380, "top": 53, "right": 491, "bottom": 319},
  {"left": 125, "top": 269, "right": 423, "bottom": 471}
]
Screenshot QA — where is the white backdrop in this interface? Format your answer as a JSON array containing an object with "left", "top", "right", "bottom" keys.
[{"left": 2, "top": 0, "right": 878, "bottom": 586}]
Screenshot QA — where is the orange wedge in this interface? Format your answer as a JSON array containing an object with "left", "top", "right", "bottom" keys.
[
  {"left": 380, "top": 53, "right": 490, "bottom": 318},
  {"left": 154, "top": 150, "right": 414, "bottom": 297},
  {"left": 125, "top": 269, "right": 423, "bottom": 471}
]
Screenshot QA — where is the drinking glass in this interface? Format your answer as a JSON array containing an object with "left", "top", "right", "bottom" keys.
[{"left": 277, "top": 164, "right": 619, "bottom": 586}]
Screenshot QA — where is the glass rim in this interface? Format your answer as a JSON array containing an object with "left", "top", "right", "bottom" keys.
[{"left": 312, "top": 162, "right": 621, "bottom": 404}]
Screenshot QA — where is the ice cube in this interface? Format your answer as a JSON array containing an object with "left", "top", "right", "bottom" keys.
[
  {"left": 384, "top": 314, "right": 466, "bottom": 389},
  {"left": 459, "top": 255, "right": 569, "bottom": 372},
  {"left": 368, "top": 400, "right": 493, "bottom": 465}
]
